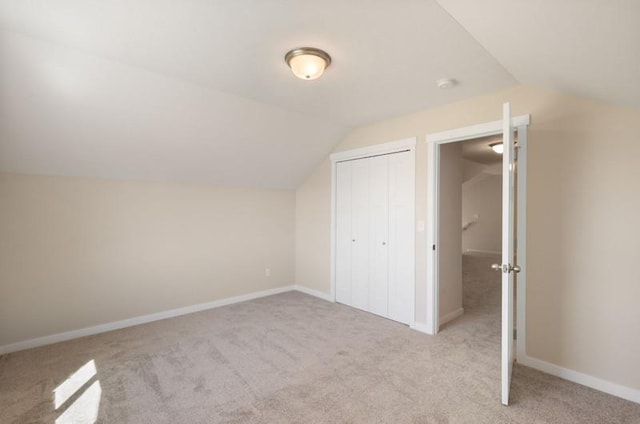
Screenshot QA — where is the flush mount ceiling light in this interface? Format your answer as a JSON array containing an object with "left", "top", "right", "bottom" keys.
[
  {"left": 436, "top": 77, "right": 457, "bottom": 89},
  {"left": 285, "top": 47, "right": 331, "bottom": 80},
  {"left": 489, "top": 142, "right": 504, "bottom": 154}
]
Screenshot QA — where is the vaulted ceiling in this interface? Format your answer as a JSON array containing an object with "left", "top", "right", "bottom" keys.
[{"left": 0, "top": 1, "right": 637, "bottom": 188}]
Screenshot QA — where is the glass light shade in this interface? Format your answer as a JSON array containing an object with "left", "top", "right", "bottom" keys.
[
  {"left": 285, "top": 48, "right": 331, "bottom": 80},
  {"left": 490, "top": 143, "right": 504, "bottom": 154},
  {"left": 288, "top": 54, "right": 327, "bottom": 80}
]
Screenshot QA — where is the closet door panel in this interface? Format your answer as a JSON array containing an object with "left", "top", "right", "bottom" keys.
[
  {"left": 387, "top": 151, "right": 413, "bottom": 324},
  {"left": 335, "top": 161, "right": 353, "bottom": 305},
  {"left": 368, "top": 155, "right": 389, "bottom": 317},
  {"left": 350, "top": 159, "right": 370, "bottom": 311}
]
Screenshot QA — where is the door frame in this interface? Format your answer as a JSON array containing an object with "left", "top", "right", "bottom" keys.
[
  {"left": 424, "top": 115, "right": 529, "bottom": 360},
  {"left": 329, "top": 137, "right": 417, "bottom": 324}
]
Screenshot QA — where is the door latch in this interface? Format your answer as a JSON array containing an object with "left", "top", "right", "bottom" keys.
[{"left": 491, "top": 263, "right": 522, "bottom": 273}]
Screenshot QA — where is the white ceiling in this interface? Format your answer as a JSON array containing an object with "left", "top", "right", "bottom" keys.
[
  {"left": 436, "top": 0, "right": 640, "bottom": 109},
  {"left": 0, "top": 1, "right": 638, "bottom": 188}
]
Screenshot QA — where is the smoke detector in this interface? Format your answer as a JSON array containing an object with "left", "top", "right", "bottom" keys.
[{"left": 436, "top": 78, "right": 457, "bottom": 89}]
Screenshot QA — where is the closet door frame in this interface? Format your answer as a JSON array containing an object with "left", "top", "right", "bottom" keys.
[{"left": 330, "top": 137, "right": 416, "bottom": 324}]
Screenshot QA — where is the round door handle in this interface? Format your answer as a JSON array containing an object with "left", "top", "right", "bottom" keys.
[
  {"left": 492, "top": 263, "right": 521, "bottom": 273},
  {"left": 382, "top": 242, "right": 387, "bottom": 246},
  {"left": 352, "top": 239, "right": 356, "bottom": 242}
]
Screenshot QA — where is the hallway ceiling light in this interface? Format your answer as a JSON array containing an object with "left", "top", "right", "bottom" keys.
[
  {"left": 285, "top": 47, "right": 331, "bottom": 80},
  {"left": 489, "top": 142, "right": 503, "bottom": 154}
]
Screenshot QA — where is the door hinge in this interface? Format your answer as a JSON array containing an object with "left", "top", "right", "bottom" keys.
[{"left": 432, "top": 244, "right": 436, "bottom": 251}]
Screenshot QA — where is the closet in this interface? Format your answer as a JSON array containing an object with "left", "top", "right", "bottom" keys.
[{"left": 335, "top": 150, "right": 413, "bottom": 325}]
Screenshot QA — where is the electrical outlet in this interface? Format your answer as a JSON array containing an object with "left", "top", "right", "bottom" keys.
[{"left": 265, "top": 268, "right": 271, "bottom": 277}]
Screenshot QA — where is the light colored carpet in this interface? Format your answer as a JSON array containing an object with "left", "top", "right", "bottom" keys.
[{"left": 2, "top": 255, "right": 640, "bottom": 423}]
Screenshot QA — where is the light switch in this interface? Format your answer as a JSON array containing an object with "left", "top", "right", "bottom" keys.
[{"left": 417, "top": 220, "right": 425, "bottom": 232}]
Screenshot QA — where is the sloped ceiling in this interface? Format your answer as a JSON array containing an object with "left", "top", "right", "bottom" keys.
[
  {"left": 1, "top": 1, "right": 637, "bottom": 188},
  {"left": 0, "top": 0, "right": 516, "bottom": 188},
  {"left": 436, "top": 0, "right": 640, "bottom": 110}
]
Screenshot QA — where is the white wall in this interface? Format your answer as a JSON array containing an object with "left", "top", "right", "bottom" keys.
[
  {"left": 295, "top": 85, "right": 640, "bottom": 392},
  {"left": 462, "top": 173, "right": 502, "bottom": 254},
  {"left": 438, "top": 143, "right": 463, "bottom": 319},
  {"left": 0, "top": 173, "right": 295, "bottom": 346}
]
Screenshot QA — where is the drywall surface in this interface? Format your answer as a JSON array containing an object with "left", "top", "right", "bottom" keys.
[
  {"left": 438, "top": 143, "right": 463, "bottom": 319},
  {"left": 295, "top": 158, "right": 332, "bottom": 293},
  {"left": 0, "top": 174, "right": 295, "bottom": 346},
  {"left": 463, "top": 159, "right": 488, "bottom": 182},
  {"left": 462, "top": 173, "right": 502, "bottom": 254},
  {"left": 295, "top": 85, "right": 640, "bottom": 391}
]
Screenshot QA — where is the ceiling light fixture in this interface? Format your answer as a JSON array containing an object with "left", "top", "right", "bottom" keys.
[
  {"left": 285, "top": 47, "right": 331, "bottom": 80},
  {"left": 436, "top": 78, "right": 457, "bottom": 89},
  {"left": 489, "top": 142, "right": 504, "bottom": 154}
]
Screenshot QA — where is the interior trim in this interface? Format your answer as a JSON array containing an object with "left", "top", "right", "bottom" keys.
[
  {"left": 519, "top": 355, "right": 640, "bottom": 405},
  {"left": 0, "top": 285, "right": 332, "bottom": 355}
]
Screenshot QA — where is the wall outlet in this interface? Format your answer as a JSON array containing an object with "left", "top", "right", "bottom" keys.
[{"left": 265, "top": 268, "right": 271, "bottom": 277}]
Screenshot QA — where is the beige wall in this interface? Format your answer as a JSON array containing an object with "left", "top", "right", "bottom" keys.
[
  {"left": 462, "top": 174, "right": 502, "bottom": 254},
  {"left": 438, "top": 143, "right": 463, "bottom": 319},
  {"left": 0, "top": 173, "right": 295, "bottom": 346},
  {"left": 295, "top": 85, "right": 640, "bottom": 390},
  {"left": 294, "top": 159, "right": 331, "bottom": 293},
  {"left": 462, "top": 159, "right": 488, "bottom": 182}
]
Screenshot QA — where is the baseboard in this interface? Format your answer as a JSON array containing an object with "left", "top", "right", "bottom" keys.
[
  {"left": 0, "top": 285, "right": 295, "bottom": 356},
  {"left": 410, "top": 321, "right": 434, "bottom": 335},
  {"left": 464, "top": 249, "right": 501, "bottom": 256},
  {"left": 439, "top": 308, "right": 464, "bottom": 326},
  {"left": 519, "top": 355, "right": 640, "bottom": 405},
  {"left": 293, "top": 285, "right": 334, "bottom": 302}
]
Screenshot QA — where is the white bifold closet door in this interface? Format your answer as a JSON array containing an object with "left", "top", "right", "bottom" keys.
[{"left": 335, "top": 151, "right": 412, "bottom": 325}]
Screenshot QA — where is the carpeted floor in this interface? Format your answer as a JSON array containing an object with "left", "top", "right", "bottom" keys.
[{"left": 2, "top": 254, "right": 640, "bottom": 423}]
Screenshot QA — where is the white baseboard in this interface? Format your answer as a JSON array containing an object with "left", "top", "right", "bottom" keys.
[
  {"left": 410, "top": 321, "right": 435, "bottom": 335},
  {"left": 293, "top": 285, "right": 334, "bottom": 302},
  {"left": 464, "top": 249, "right": 501, "bottom": 256},
  {"left": 0, "top": 285, "right": 295, "bottom": 356},
  {"left": 6, "top": 288, "right": 637, "bottom": 406},
  {"left": 440, "top": 308, "right": 464, "bottom": 326},
  {"left": 519, "top": 355, "right": 640, "bottom": 405}
]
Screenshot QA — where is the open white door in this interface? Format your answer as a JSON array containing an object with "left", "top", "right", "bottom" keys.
[
  {"left": 495, "top": 102, "right": 519, "bottom": 405},
  {"left": 426, "top": 108, "right": 530, "bottom": 405}
]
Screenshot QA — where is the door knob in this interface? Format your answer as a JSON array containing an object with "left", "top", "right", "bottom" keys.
[
  {"left": 492, "top": 263, "right": 521, "bottom": 273},
  {"left": 382, "top": 242, "right": 387, "bottom": 246}
]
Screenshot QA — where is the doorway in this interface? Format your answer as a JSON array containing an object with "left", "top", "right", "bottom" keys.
[
  {"left": 438, "top": 135, "right": 505, "bottom": 329},
  {"left": 425, "top": 107, "right": 530, "bottom": 405}
]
